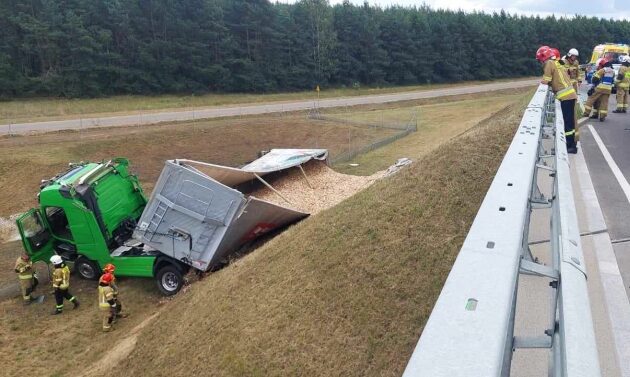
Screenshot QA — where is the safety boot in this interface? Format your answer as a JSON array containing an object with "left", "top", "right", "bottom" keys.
[
  {"left": 51, "top": 309, "right": 62, "bottom": 315},
  {"left": 72, "top": 299, "right": 80, "bottom": 309},
  {"left": 600, "top": 117, "right": 606, "bottom": 122},
  {"left": 613, "top": 109, "right": 623, "bottom": 113},
  {"left": 567, "top": 146, "right": 578, "bottom": 154},
  {"left": 589, "top": 114, "right": 598, "bottom": 119}
]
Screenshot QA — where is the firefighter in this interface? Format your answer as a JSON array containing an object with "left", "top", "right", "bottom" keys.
[
  {"left": 561, "top": 48, "right": 583, "bottom": 93},
  {"left": 14, "top": 253, "right": 40, "bottom": 304},
  {"left": 99, "top": 263, "right": 127, "bottom": 320},
  {"left": 537, "top": 46, "right": 578, "bottom": 153},
  {"left": 585, "top": 58, "right": 608, "bottom": 118},
  {"left": 98, "top": 272, "right": 117, "bottom": 332},
  {"left": 551, "top": 48, "right": 561, "bottom": 61},
  {"left": 584, "top": 59, "right": 615, "bottom": 121},
  {"left": 613, "top": 55, "right": 630, "bottom": 113},
  {"left": 50, "top": 255, "right": 79, "bottom": 315},
  {"left": 102, "top": 263, "right": 118, "bottom": 293}
]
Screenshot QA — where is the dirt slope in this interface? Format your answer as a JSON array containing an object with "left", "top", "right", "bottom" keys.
[{"left": 115, "top": 99, "right": 528, "bottom": 376}]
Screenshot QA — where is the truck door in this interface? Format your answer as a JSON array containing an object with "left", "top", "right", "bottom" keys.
[{"left": 16, "top": 208, "right": 55, "bottom": 263}]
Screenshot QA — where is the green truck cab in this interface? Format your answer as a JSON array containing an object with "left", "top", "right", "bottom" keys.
[{"left": 16, "top": 158, "right": 189, "bottom": 295}]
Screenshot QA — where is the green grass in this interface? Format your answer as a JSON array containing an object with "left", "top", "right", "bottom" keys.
[
  {"left": 113, "top": 95, "right": 530, "bottom": 377},
  {"left": 0, "top": 78, "right": 535, "bottom": 124}
]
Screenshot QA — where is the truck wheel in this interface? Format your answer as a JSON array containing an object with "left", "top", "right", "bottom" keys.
[
  {"left": 156, "top": 265, "right": 184, "bottom": 296},
  {"left": 75, "top": 257, "right": 99, "bottom": 280}
]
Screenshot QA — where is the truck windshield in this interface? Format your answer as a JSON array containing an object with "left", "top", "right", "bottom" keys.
[
  {"left": 20, "top": 211, "right": 51, "bottom": 252},
  {"left": 59, "top": 165, "right": 85, "bottom": 182},
  {"left": 22, "top": 212, "right": 44, "bottom": 237}
]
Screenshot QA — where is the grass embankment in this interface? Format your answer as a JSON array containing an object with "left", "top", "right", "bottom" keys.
[
  {"left": 113, "top": 96, "right": 531, "bottom": 376},
  {"left": 0, "top": 77, "right": 535, "bottom": 124},
  {"left": 0, "top": 90, "right": 529, "bottom": 377},
  {"left": 334, "top": 91, "right": 529, "bottom": 175}
]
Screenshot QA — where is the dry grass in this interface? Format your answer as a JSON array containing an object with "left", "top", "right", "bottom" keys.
[
  {"left": 0, "top": 89, "right": 529, "bottom": 377},
  {"left": 112, "top": 96, "right": 530, "bottom": 377},
  {"left": 0, "top": 113, "right": 395, "bottom": 217},
  {"left": 0, "top": 88, "right": 530, "bottom": 219},
  {"left": 0, "top": 78, "right": 534, "bottom": 124},
  {"left": 335, "top": 91, "right": 532, "bottom": 175},
  {"left": 0, "top": 241, "right": 164, "bottom": 377}
]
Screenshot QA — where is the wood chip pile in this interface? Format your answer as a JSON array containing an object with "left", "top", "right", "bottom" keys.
[
  {"left": 0, "top": 215, "right": 19, "bottom": 243},
  {"left": 248, "top": 161, "right": 383, "bottom": 214}
]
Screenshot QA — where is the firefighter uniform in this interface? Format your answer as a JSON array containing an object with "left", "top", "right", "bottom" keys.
[
  {"left": 51, "top": 263, "right": 79, "bottom": 314},
  {"left": 542, "top": 59, "right": 578, "bottom": 150},
  {"left": 615, "top": 65, "right": 630, "bottom": 112},
  {"left": 561, "top": 57, "right": 584, "bottom": 93},
  {"left": 98, "top": 284, "right": 117, "bottom": 332},
  {"left": 584, "top": 66, "right": 615, "bottom": 120},
  {"left": 14, "top": 256, "right": 35, "bottom": 303},
  {"left": 99, "top": 273, "right": 125, "bottom": 319}
]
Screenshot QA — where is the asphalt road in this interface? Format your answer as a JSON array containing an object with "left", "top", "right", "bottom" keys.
[
  {"left": 579, "top": 94, "right": 630, "bottom": 301},
  {"left": 0, "top": 78, "right": 539, "bottom": 135},
  {"left": 511, "top": 91, "right": 630, "bottom": 377}
]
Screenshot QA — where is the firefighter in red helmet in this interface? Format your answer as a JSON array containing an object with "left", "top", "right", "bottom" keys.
[{"left": 537, "top": 46, "right": 578, "bottom": 153}]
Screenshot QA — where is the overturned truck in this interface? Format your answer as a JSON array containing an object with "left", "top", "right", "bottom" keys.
[
  {"left": 16, "top": 150, "right": 333, "bottom": 295},
  {"left": 134, "top": 149, "right": 329, "bottom": 272}
]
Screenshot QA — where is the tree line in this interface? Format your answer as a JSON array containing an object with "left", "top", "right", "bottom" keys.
[{"left": 1, "top": 0, "right": 630, "bottom": 98}]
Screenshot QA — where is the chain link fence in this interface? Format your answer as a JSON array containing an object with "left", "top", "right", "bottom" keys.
[{"left": 308, "top": 104, "right": 418, "bottom": 164}]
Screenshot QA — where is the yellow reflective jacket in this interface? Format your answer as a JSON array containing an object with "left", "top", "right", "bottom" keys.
[
  {"left": 52, "top": 265, "right": 71, "bottom": 289},
  {"left": 594, "top": 67, "right": 615, "bottom": 93},
  {"left": 617, "top": 66, "right": 630, "bottom": 89},
  {"left": 542, "top": 60, "right": 577, "bottom": 101},
  {"left": 561, "top": 57, "right": 584, "bottom": 84},
  {"left": 98, "top": 285, "right": 116, "bottom": 310},
  {"left": 14, "top": 257, "right": 33, "bottom": 279}
]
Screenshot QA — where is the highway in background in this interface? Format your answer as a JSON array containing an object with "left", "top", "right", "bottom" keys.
[{"left": 0, "top": 78, "right": 539, "bottom": 135}]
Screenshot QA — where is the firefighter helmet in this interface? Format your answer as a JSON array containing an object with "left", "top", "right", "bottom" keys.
[
  {"left": 100, "top": 273, "right": 114, "bottom": 284},
  {"left": 50, "top": 255, "right": 63, "bottom": 265},
  {"left": 597, "top": 58, "right": 608, "bottom": 70},
  {"left": 536, "top": 46, "right": 554, "bottom": 63},
  {"left": 568, "top": 48, "right": 579, "bottom": 57},
  {"left": 551, "top": 48, "right": 561, "bottom": 60},
  {"left": 103, "top": 263, "right": 116, "bottom": 273}
]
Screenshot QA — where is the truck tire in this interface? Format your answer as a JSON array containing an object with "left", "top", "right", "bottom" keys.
[
  {"left": 156, "top": 265, "right": 184, "bottom": 296},
  {"left": 75, "top": 257, "right": 100, "bottom": 280}
]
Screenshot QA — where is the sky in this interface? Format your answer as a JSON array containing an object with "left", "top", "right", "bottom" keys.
[{"left": 282, "top": 0, "right": 630, "bottom": 20}]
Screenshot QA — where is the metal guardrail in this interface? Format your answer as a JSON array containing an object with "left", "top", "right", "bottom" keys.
[{"left": 402, "top": 85, "right": 600, "bottom": 376}]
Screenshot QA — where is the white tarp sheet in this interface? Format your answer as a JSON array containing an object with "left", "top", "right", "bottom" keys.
[{"left": 177, "top": 149, "right": 328, "bottom": 187}]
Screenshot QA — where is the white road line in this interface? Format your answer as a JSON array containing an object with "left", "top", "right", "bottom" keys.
[
  {"left": 574, "top": 147, "right": 630, "bottom": 377},
  {"left": 588, "top": 125, "right": 630, "bottom": 205}
]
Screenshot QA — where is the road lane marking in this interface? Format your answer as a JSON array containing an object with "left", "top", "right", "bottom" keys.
[
  {"left": 588, "top": 125, "right": 630, "bottom": 205},
  {"left": 573, "top": 147, "right": 630, "bottom": 377}
]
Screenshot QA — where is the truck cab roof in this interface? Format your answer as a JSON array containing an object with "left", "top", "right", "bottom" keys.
[{"left": 41, "top": 162, "right": 100, "bottom": 193}]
